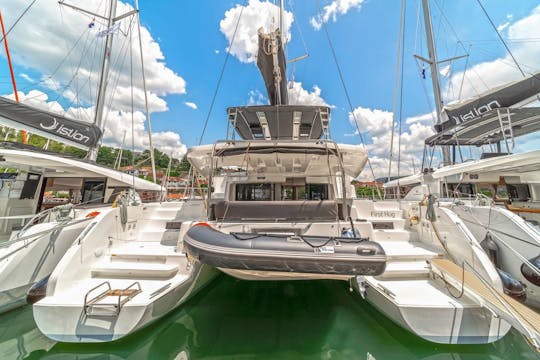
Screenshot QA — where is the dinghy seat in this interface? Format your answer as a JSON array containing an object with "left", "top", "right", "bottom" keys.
[{"left": 91, "top": 262, "right": 179, "bottom": 279}]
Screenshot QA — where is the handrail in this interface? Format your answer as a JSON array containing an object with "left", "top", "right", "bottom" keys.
[
  {"left": 84, "top": 281, "right": 142, "bottom": 316},
  {"left": 0, "top": 217, "right": 92, "bottom": 262}
]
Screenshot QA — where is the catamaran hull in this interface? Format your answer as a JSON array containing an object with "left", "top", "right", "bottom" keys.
[
  {"left": 33, "top": 264, "right": 217, "bottom": 343},
  {"left": 184, "top": 225, "right": 387, "bottom": 279},
  {"left": 0, "top": 221, "right": 87, "bottom": 314},
  {"left": 357, "top": 278, "right": 511, "bottom": 344}
]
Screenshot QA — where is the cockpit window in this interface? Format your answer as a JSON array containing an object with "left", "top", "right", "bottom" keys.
[{"left": 235, "top": 183, "right": 272, "bottom": 201}]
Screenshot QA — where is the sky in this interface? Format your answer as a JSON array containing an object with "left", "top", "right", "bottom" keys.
[{"left": 0, "top": 0, "right": 539, "bottom": 179}]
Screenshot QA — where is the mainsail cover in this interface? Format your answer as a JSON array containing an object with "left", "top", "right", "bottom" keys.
[
  {"left": 437, "top": 72, "right": 540, "bottom": 132},
  {"left": 257, "top": 28, "right": 288, "bottom": 105},
  {"left": 0, "top": 96, "right": 101, "bottom": 150}
]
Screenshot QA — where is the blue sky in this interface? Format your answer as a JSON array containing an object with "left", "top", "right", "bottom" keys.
[{"left": 1, "top": 0, "right": 539, "bottom": 177}]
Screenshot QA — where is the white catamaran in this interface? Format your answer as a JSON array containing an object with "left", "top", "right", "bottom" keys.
[{"left": 180, "top": 1, "right": 540, "bottom": 346}]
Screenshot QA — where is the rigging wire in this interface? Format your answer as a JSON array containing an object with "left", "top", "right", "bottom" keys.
[
  {"left": 317, "top": 7, "right": 379, "bottom": 188},
  {"left": 198, "top": 2, "right": 246, "bottom": 146},
  {"left": 475, "top": 0, "right": 527, "bottom": 78},
  {"left": 396, "top": 0, "right": 407, "bottom": 188},
  {"left": 130, "top": 14, "right": 136, "bottom": 190},
  {"left": 387, "top": 0, "right": 406, "bottom": 185},
  {"left": 0, "top": 0, "right": 39, "bottom": 44}
]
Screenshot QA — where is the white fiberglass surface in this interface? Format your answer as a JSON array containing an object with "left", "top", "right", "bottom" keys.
[
  {"left": 39, "top": 274, "right": 189, "bottom": 307},
  {"left": 379, "top": 242, "right": 443, "bottom": 259},
  {"left": 368, "top": 277, "right": 477, "bottom": 307}
]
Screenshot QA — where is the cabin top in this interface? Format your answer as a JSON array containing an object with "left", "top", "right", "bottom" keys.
[
  {"left": 187, "top": 140, "right": 367, "bottom": 178},
  {"left": 0, "top": 146, "right": 163, "bottom": 191}
]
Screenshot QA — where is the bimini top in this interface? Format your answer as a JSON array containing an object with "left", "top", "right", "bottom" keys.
[
  {"left": 431, "top": 150, "right": 540, "bottom": 179},
  {"left": 383, "top": 173, "right": 425, "bottom": 188},
  {"left": 228, "top": 105, "right": 330, "bottom": 141},
  {"left": 0, "top": 146, "right": 163, "bottom": 191},
  {"left": 187, "top": 140, "right": 367, "bottom": 178}
]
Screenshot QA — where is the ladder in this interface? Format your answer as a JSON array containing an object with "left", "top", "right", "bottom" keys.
[
  {"left": 84, "top": 281, "right": 141, "bottom": 316},
  {"left": 497, "top": 108, "right": 514, "bottom": 153}
]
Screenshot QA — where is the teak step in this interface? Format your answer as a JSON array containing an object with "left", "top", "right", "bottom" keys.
[{"left": 84, "top": 281, "right": 141, "bottom": 316}]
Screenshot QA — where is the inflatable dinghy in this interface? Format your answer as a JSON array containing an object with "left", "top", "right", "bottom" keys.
[{"left": 184, "top": 223, "right": 386, "bottom": 276}]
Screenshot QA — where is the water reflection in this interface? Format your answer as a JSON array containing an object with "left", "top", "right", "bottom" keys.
[{"left": 2, "top": 275, "right": 538, "bottom": 359}]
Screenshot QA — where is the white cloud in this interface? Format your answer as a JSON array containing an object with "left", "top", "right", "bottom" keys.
[
  {"left": 247, "top": 90, "right": 267, "bottom": 105},
  {"left": 4, "top": 89, "right": 187, "bottom": 159},
  {"left": 19, "top": 73, "right": 35, "bottom": 83},
  {"left": 184, "top": 101, "right": 198, "bottom": 110},
  {"left": 214, "top": 49, "right": 220, "bottom": 54},
  {"left": 220, "top": 0, "right": 294, "bottom": 63},
  {"left": 0, "top": 1, "right": 188, "bottom": 158},
  {"left": 405, "top": 111, "right": 435, "bottom": 125},
  {"left": 1, "top": 0, "right": 186, "bottom": 114},
  {"left": 497, "top": 21, "right": 510, "bottom": 32},
  {"left": 288, "top": 81, "right": 328, "bottom": 106},
  {"left": 443, "top": 5, "right": 540, "bottom": 103},
  {"left": 348, "top": 107, "right": 435, "bottom": 179},
  {"left": 310, "top": 0, "right": 365, "bottom": 30},
  {"left": 439, "top": 64, "right": 451, "bottom": 78}
]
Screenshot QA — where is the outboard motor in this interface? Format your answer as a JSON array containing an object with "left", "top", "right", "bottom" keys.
[
  {"left": 26, "top": 275, "right": 50, "bottom": 304},
  {"left": 497, "top": 269, "right": 526, "bottom": 302},
  {"left": 521, "top": 255, "right": 540, "bottom": 287}
]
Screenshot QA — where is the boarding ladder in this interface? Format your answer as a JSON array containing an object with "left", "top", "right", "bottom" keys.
[
  {"left": 431, "top": 258, "right": 540, "bottom": 350},
  {"left": 496, "top": 108, "right": 515, "bottom": 153},
  {"left": 84, "top": 281, "right": 141, "bottom": 316}
]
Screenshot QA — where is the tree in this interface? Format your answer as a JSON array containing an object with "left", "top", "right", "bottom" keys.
[{"left": 97, "top": 147, "right": 118, "bottom": 167}]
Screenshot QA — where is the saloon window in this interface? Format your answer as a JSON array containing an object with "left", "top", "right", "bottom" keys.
[
  {"left": 236, "top": 183, "right": 272, "bottom": 201},
  {"left": 507, "top": 184, "right": 530, "bottom": 201},
  {"left": 281, "top": 184, "right": 328, "bottom": 200}
]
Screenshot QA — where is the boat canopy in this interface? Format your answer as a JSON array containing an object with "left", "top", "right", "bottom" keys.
[
  {"left": 187, "top": 141, "right": 367, "bottom": 178},
  {"left": 228, "top": 105, "right": 330, "bottom": 141},
  {"left": 431, "top": 150, "right": 540, "bottom": 179},
  {"left": 383, "top": 173, "right": 425, "bottom": 188},
  {"left": 0, "top": 147, "right": 162, "bottom": 191},
  {"left": 0, "top": 97, "right": 102, "bottom": 150}
]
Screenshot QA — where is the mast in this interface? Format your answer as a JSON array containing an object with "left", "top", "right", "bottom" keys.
[
  {"left": 279, "top": 0, "right": 285, "bottom": 44},
  {"left": 87, "top": 0, "right": 118, "bottom": 161},
  {"left": 421, "top": 0, "right": 451, "bottom": 165}
]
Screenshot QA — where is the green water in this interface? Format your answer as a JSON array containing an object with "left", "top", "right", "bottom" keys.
[{"left": 0, "top": 275, "right": 538, "bottom": 359}]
